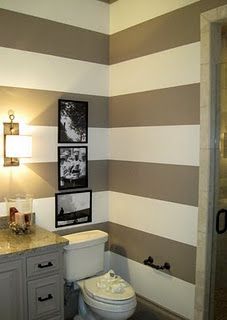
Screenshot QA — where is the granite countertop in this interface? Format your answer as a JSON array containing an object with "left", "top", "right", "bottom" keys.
[{"left": 0, "top": 225, "right": 68, "bottom": 258}]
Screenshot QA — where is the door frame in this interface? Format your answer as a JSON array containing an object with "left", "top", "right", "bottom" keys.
[{"left": 195, "top": 5, "right": 227, "bottom": 320}]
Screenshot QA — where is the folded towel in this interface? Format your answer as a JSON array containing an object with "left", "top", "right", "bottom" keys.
[{"left": 96, "top": 270, "right": 129, "bottom": 294}]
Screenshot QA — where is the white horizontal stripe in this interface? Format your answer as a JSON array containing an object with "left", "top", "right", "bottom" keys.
[
  {"left": 109, "top": 192, "right": 198, "bottom": 246},
  {"left": 0, "top": 192, "right": 109, "bottom": 230},
  {"left": 110, "top": 125, "right": 200, "bottom": 166},
  {"left": 5, "top": 126, "right": 109, "bottom": 163},
  {"left": 34, "top": 191, "right": 108, "bottom": 231},
  {"left": 22, "top": 126, "right": 57, "bottom": 163},
  {"left": 110, "top": 0, "right": 199, "bottom": 34},
  {"left": 0, "top": 47, "right": 109, "bottom": 96},
  {"left": 110, "top": 42, "right": 200, "bottom": 96},
  {"left": 0, "top": 0, "right": 109, "bottom": 34},
  {"left": 87, "top": 127, "right": 109, "bottom": 161},
  {"left": 110, "top": 252, "right": 195, "bottom": 319}
]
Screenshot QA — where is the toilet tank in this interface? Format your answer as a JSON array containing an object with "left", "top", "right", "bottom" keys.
[{"left": 63, "top": 230, "right": 108, "bottom": 282}]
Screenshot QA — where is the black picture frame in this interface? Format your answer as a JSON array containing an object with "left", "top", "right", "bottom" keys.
[
  {"left": 58, "top": 146, "right": 88, "bottom": 190},
  {"left": 58, "top": 99, "right": 88, "bottom": 143},
  {"left": 55, "top": 190, "right": 92, "bottom": 228}
]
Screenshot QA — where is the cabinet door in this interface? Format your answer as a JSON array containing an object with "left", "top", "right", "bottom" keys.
[{"left": 0, "top": 260, "right": 25, "bottom": 320}]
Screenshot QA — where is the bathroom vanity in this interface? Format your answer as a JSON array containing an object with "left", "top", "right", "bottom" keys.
[{"left": 0, "top": 226, "right": 68, "bottom": 320}]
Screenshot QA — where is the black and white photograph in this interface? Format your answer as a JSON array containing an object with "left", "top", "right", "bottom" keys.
[
  {"left": 58, "top": 146, "right": 88, "bottom": 190},
  {"left": 58, "top": 99, "right": 88, "bottom": 143},
  {"left": 55, "top": 190, "right": 92, "bottom": 228}
]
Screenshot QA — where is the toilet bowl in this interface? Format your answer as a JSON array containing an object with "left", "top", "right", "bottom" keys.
[{"left": 78, "top": 274, "right": 137, "bottom": 320}]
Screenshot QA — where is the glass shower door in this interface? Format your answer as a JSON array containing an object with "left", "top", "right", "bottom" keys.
[{"left": 212, "top": 62, "right": 227, "bottom": 320}]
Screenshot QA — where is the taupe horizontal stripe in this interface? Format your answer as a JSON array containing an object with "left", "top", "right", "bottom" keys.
[
  {"left": 0, "top": 86, "right": 108, "bottom": 127},
  {"left": 89, "top": 160, "right": 109, "bottom": 192},
  {"left": 110, "top": 3, "right": 200, "bottom": 64},
  {"left": 109, "top": 160, "right": 199, "bottom": 206},
  {"left": 55, "top": 222, "right": 109, "bottom": 236},
  {"left": 109, "top": 222, "right": 196, "bottom": 284},
  {"left": 200, "top": 0, "right": 227, "bottom": 12},
  {"left": 109, "top": 0, "right": 226, "bottom": 67},
  {"left": 0, "top": 161, "right": 108, "bottom": 201},
  {"left": 56, "top": 219, "right": 197, "bottom": 282},
  {"left": 0, "top": 9, "right": 108, "bottom": 65},
  {"left": 109, "top": 84, "right": 200, "bottom": 127}
]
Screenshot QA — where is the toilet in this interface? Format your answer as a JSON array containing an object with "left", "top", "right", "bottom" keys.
[{"left": 63, "top": 230, "right": 137, "bottom": 320}]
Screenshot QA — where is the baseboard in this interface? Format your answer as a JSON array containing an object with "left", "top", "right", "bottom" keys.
[{"left": 132, "top": 294, "right": 189, "bottom": 320}]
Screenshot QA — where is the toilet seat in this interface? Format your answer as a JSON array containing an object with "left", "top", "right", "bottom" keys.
[
  {"left": 79, "top": 275, "right": 137, "bottom": 313},
  {"left": 82, "top": 286, "right": 137, "bottom": 313},
  {"left": 84, "top": 274, "right": 135, "bottom": 304}
]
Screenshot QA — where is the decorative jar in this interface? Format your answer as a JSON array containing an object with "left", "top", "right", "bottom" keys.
[{"left": 5, "top": 194, "right": 33, "bottom": 234}]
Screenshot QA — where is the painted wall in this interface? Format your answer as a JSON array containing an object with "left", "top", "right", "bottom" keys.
[
  {"left": 1, "top": 1, "right": 227, "bottom": 319},
  {"left": 0, "top": 0, "right": 109, "bottom": 231},
  {"left": 108, "top": 0, "right": 227, "bottom": 319}
]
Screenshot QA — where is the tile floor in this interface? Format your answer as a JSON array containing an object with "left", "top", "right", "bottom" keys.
[{"left": 214, "top": 288, "right": 227, "bottom": 320}]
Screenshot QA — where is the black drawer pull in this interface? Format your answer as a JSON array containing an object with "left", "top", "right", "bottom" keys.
[
  {"left": 38, "top": 262, "right": 53, "bottom": 269},
  {"left": 38, "top": 294, "right": 53, "bottom": 302}
]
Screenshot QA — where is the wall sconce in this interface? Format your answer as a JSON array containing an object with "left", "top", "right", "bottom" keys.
[{"left": 3, "top": 111, "right": 32, "bottom": 166}]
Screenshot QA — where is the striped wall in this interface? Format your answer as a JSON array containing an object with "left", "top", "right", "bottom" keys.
[
  {"left": 1, "top": 1, "right": 227, "bottom": 319},
  {"left": 0, "top": 0, "right": 109, "bottom": 34},
  {"left": 108, "top": 0, "right": 227, "bottom": 319},
  {"left": 0, "top": 1, "right": 109, "bottom": 232}
]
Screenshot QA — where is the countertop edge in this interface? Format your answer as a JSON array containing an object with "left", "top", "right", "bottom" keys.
[{"left": 0, "top": 225, "right": 69, "bottom": 259}]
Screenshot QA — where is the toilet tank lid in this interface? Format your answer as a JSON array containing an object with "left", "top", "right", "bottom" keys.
[{"left": 63, "top": 230, "right": 108, "bottom": 250}]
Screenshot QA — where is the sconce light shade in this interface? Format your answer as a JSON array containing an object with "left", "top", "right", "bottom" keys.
[
  {"left": 3, "top": 111, "right": 33, "bottom": 166},
  {"left": 5, "top": 135, "right": 32, "bottom": 158}
]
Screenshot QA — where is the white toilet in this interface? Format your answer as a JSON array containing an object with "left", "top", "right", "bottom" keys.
[{"left": 63, "top": 230, "right": 137, "bottom": 320}]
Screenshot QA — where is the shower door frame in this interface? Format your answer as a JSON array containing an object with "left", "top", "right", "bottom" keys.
[{"left": 195, "top": 5, "right": 227, "bottom": 320}]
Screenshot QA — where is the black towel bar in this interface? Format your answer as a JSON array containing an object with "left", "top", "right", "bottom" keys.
[{"left": 143, "top": 256, "right": 170, "bottom": 271}]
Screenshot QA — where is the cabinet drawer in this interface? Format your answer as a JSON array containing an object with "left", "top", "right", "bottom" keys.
[
  {"left": 28, "top": 275, "right": 61, "bottom": 319},
  {"left": 27, "top": 252, "right": 60, "bottom": 278}
]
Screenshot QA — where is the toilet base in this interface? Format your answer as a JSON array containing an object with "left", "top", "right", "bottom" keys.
[
  {"left": 88, "top": 305, "right": 134, "bottom": 320},
  {"left": 77, "top": 291, "right": 135, "bottom": 320},
  {"left": 77, "top": 292, "right": 100, "bottom": 320}
]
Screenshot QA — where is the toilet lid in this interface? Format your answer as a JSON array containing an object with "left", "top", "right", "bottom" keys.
[{"left": 84, "top": 274, "right": 135, "bottom": 304}]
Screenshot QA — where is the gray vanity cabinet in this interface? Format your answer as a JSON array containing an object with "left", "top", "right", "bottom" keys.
[
  {"left": 0, "top": 248, "right": 64, "bottom": 320},
  {"left": 0, "top": 226, "right": 67, "bottom": 320},
  {"left": 0, "top": 259, "right": 25, "bottom": 320}
]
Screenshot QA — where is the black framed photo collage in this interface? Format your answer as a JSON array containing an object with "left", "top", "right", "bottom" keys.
[{"left": 55, "top": 99, "right": 92, "bottom": 228}]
